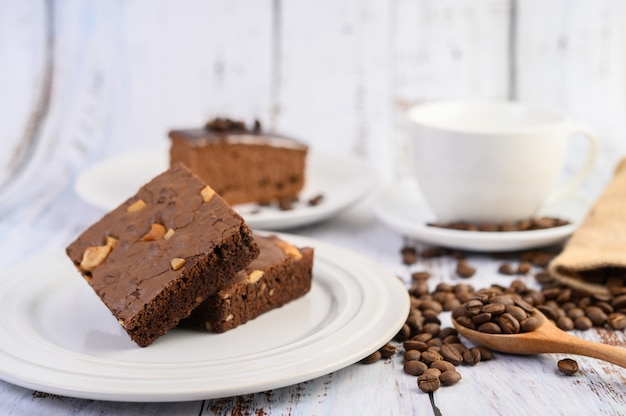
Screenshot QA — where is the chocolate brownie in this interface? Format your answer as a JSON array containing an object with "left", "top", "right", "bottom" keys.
[
  {"left": 168, "top": 118, "right": 308, "bottom": 205},
  {"left": 66, "top": 163, "right": 260, "bottom": 347},
  {"left": 185, "top": 234, "right": 314, "bottom": 333}
]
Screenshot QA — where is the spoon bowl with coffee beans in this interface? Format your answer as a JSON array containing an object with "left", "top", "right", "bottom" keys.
[{"left": 451, "top": 293, "right": 626, "bottom": 369}]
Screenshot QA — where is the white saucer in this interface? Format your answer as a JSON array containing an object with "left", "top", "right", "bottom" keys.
[
  {"left": 0, "top": 233, "right": 409, "bottom": 402},
  {"left": 372, "top": 179, "right": 593, "bottom": 252},
  {"left": 74, "top": 148, "right": 378, "bottom": 230}
]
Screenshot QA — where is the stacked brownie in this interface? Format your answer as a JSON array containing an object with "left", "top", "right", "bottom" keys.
[
  {"left": 67, "top": 163, "right": 313, "bottom": 347},
  {"left": 185, "top": 233, "right": 314, "bottom": 333}
]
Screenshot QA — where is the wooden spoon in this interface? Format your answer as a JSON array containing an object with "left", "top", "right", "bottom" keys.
[{"left": 452, "top": 310, "right": 626, "bottom": 368}]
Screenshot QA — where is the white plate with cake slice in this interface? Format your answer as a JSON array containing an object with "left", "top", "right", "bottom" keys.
[
  {"left": 373, "top": 179, "right": 594, "bottom": 252},
  {"left": 0, "top": 233, "right": 409, "bottom": 402},
  {"left": 74, "top": 147, "right": 378, "bottom": 230}
]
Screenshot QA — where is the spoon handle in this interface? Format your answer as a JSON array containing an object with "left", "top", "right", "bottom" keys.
[{"left": 546, "top": 328, "right": 626, "bottom": 369}]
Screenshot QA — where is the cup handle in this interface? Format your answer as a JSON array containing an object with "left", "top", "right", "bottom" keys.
[{"left": 543, "top": 123, "right": 599, "bottom": 206}]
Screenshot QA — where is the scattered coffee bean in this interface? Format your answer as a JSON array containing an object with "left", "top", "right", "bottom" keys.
[
  {"left": 404, "top": 360, "right": 428, "bottom": 376},
  {"left": 307, "top": 194, "right": 324, "bottom": 206},
  {"left": 557, "top": 358, "right": 579, "bottom": 376},
  {"left": 417, "top": 372, "right": 441, "bottom": 393},
  {"left": 401, "top": 246, "right": 418, "bottom": 265},
  {"left": 517, "top": 261, "right": 532, "bottom": 274},
  {"left": 404, "top": 350, "right": 422, "bottom": 362},
  {"left": 430, "top": 359, "right": 456, "bottom": 373},
  {"left": 463, "top": 347, "right": 482, "bottom": 366},
  {"left": 456, "top": 260, "right": 476, "bottom": 278},
  {"left": 412, "top": 271, "right": 431, "bottom": 281},
  {"left": 360, "top": 350, "right": 382, "bottom": 364},
  {"left": 440, "top": 369, "right": 463, "bottom": 386},
  {"left": 498, "top": 263, "right": 516, "bottom": 275},
  {"left": 379, "top": 343, "right": 397, "bottom": 359},
  {"left": 429, "top": 216, "right": 570, "bottom": 232}
]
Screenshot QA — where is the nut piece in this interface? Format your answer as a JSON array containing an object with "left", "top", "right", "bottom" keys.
[
  {"left": 275, "top": 241, "right": 302, "bottom": 260},
  {"left": 201, "top": 185, "right": 216, "bottom": 202},
  {"left": 170, "top": 257, "right": 185, "bottom": 271},
  {"left": 80, "top": 245, "right": 112, "bottom": 271},
  {"left": 141, "top": 223, "right": 166, "bottom": 241},
  {"left": 106, "top": 236, "right": 118, "bottom": 248},
  {"left": 163, "top": 228, "right": 175, "bottom": 240},
  {"left": 127, "top": 199, "right": 147, "bottom": 212},
  {"left": 247, "top": 270, "right": 264, "bottom": 284},
  {"left": 118, "top": 319, "right": 126, "bottom": 328}
]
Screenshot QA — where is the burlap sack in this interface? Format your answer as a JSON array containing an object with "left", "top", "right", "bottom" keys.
[{"left": 548, "top": 157, "right": 626, "bottom": 295}]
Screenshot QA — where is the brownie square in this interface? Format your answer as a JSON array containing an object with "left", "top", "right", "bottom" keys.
[
  {"left": 66, "top": 163, "right": 259, "bottom": 347},
  {"left": 168, "top": 118, "right": 308, "bottom": 205},
  {"left": 184, "top": 233, "right": 314, "bottom": 332}
]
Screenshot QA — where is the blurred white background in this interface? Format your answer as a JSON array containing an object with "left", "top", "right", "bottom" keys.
[{"left": 1, "top": 0, "right": 624, "bottom": 203}]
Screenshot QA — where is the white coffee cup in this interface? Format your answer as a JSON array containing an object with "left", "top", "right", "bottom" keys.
[{"left": 407, "top": 100, "right": 598, "bottom": 224}]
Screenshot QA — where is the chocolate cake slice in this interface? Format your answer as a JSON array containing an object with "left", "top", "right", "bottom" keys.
[
  {"left": 66, "top": 163, "right": 259, "bottom": 347},
  {"left": 169, "top": 118, "right": 308, "bottom": 205},
  {"left": 185, "top": 233, "right": 314, "bottom": 333}
]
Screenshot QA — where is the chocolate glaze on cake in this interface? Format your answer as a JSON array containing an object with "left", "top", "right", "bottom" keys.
[
  {"left": 185, "top": 233, "right": 314, "bottom": 333},
  {"left": 168, "top": 118, "right": 308, "bottom": 205},
  {"left": 66, "top": 163, "right": 260, "bottom": 347}
]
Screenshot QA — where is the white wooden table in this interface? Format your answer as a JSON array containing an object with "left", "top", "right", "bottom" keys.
[
  {"left": 2, "top": 1, "right": 626, "bottom": 414},
  {"left": 1, "top": 180, "right": 626, "bottom": 415}
]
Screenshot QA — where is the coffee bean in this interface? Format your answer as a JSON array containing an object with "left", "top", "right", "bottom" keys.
[
  {"left": 557, "top": 358, "right": 579, "bottom": 376},
  {"left": 498, "top": 263, "right": 516, "bottom": 275},
  {"left": 421, "top": 350, "right": 444, "bottom": 366},
  {"left": 520, "top": 316, "right": 541, "bottom": 332},
  {"left": 497, "top": 313, "right": 521, "bottom": 334},
  {"left": 608, "top": 313, "right": 626, "bottom": 330},
  {"left": 411, "top": 271, "right": 431, "bottom": 281},
  {"left": 379, "top": 343, "right": 396, "bottom": 359},
  {"left": 404, "top": 350, "right": 421, "bottom": 362},
  {"left": 517, "top": 261, "right": 532, "bottom": 274},
  {"left": 404, "top": 360, "right": 428, "bottom": 376},
  {"left": 585, "top": 306, "right": 608, "bottom": 326},
  {"left": 421, "top": 300, "right": 444, "bottom": 314},
  {"left": 505, "top": 305, "right": 529, "bottom": 322},
  {"left": 477, "top": 322, "right": 502, "bottom": 334},
  {"left": 556, "top": 315, "right": 574, "bottom": 331},
  {"left": 440, "top": 343, "right": 464, "bottom": 365},
  {"left": 401, "top": 246, "right": 418, "bottom": 265},
  {"left": 574, "top": 316, "right": 593, "bottom": 331},
  {"left": 535, "top": 271, "right": 554, "bottom": 284},
  {"left": 567, "top": 307, "right": 585, "bottom": 320},
  {"left": 440, "top": 369, "right": 463, "bottom": 386},
  {"left": 412, "top": 332, "right": 433, "bottom": 343},
  {"left": 471, "top": 312, "right": 493, "bottom": 325},
  {"left": 430, "top": 360, "right": 456, "bottom": 372},
  {"left": 360, "top": 350, "right": 382, "bottom": 364},
  {"left": 456, "top": 260, "right": 476, "bottom": 278},
  {"left": 395, "top": 323, "right": 412, "bottom": 341},
  {"left": 463, "top": 347, "right": 481, "bottom": 366},
  {"left": 404, "top": 340, "right": 428, "bottom": 352},
  {"left": 464, "top": 299, "right": 484, "bottom": 316},
  {"left": 417, "top": 372, "right": 441, "bottom": 393},
  {"left": 482, "top": 302, "right": 506, "bottom": 315},
  {"left": 476, "top": 347, "right": 494, "bottom": 361}
]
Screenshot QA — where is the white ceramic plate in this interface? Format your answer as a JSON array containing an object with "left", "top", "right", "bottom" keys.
[
  {"left": 0, "top": 234, "right": 409, "bottom": 402},
  {"left": 372, "top": 179, "right": 593, "bottom": 252},
  {"left": 74, "top": 148, "right": 377, "bottom": 230}
]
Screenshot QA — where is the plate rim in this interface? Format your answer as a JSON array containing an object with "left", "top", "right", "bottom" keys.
[
  {"left": 0, "top": 233, "right": 409, "bottom": 402},
  {"left": 372, "top": 179, "right": 590, "bottom": 252},
  {"left": 74, "top": 148, "right": 379, "bottom": 231}
]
